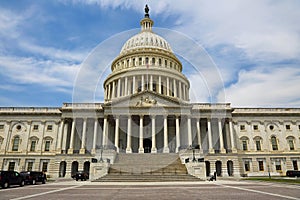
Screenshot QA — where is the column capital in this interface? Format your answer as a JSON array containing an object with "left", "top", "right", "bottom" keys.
[{"left": 150, "top": 115, "right": 156, "bottom": 119}]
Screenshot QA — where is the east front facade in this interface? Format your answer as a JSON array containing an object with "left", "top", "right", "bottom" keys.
[{"left": 0, "top": 9, "right": 299, "bottom": 180}]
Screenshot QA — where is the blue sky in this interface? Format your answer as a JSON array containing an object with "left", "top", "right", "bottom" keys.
[{"left": 1, "top": 0, "right": 300, "bottom": 107}]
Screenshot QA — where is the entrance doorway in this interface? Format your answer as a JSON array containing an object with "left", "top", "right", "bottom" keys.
[
  {"left": 59, "top": 161, "right": 66, "bottom": 177},
  {"left": 227, "top": 160, "right": 234, "bottom": 176},
  {"left": 143, "top": 139, "right": 152, "bottom": 153},
  {"left": 216, "top": 161, "right": 222, "bottom": 176}
]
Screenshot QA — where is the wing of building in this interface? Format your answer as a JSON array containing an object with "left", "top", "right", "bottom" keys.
[{"left": 0, "top": 8, "right": 299, "bottom": 180}]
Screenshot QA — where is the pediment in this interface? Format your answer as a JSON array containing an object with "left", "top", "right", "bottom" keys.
[{"left": 105, "top": 91, "right": 188, "bottom": 108}]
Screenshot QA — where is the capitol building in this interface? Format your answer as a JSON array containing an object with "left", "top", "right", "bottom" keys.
[{"left": 0, "top": 8, "right": 299, "bottom": 180}]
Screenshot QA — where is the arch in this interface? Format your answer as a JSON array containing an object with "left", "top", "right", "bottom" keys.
[
  {"left": 12, "top": 136, "right": 20, "bottom": 151},
  {"left": 227, "top": 160, "right": 234, "bottom": 176},
  {"left": 215, "top": 161, "right": 222, "bottom": 176},
  {"left": 59, "top": 161, "right": 67, "bottom": 177},
  {"left": 84, "top": 161, "right": 90, "bottom": 175},
  {"left": 71, "top": 161, "right": 78, "bottom": 178},
  {"left": 205, "top": 161, "right": 210, "bottom": 177}
]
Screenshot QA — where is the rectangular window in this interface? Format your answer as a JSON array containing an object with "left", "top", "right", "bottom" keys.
[
  {"left": 33, "top": 125, "right": 39, "bottom": 130},
  {"left": 256, "top": 140, "right": 261, "bottom": 151},
  {"left": 288, "top": 140, "right": 295, "bottom": 150},
  {"left": 275, "top": 161, "right": 281, "bottom": 171},
  {"left": 0, "top": 124, "right": 4, "bottom": 130},
  {"left": 44, "top": 141, "right": 50, "bottom": 151},
  {"left": 286, "top": 124, "right": 291, "bottom": 130},
  {"left": 240, "top": 125, "right": 245, "bottom": 131},
  {"left": 12, "top": 137, "right": 19, "bottom": 151},
  {"left": 27, "top": 162, "right": 33, "bottom": 171},
  {"left": 298, "top": 125, "right": 300, "bottom": 130},
  {"left": 258, "top": 161, "right": 264, "bottom": 171},
  {"left": 42, "top": 162, "right": 48, "bottom": 172},
  {"left": 47, "top": 125, "right": 53, "bottom": 131},
  {"left": 30, "top": 141, "right": 36, "bottom": 152},
  {"left": 293, "top": 160, "right": 298, "bottom": 170},
  {"left": 253, "top": 125, "right": 258, "bottom": 130},
  {"left": 242, "top": 141, "right": 248, "bottom": 151},
  {"left": 8, "top": 162, "right": 15, "bottom": 171},
  {"left": 139, "top": 57, "right": 142, "bottom": 65},
  {"left": 244, "top": 161, "right": 250, "bottom": 171},
  {"left": 132, "top": 58, "right": 135, "bottom": 66}
]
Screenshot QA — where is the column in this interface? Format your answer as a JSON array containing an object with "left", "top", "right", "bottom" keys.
[
  {"left": 56, "top": 119, "right": 64, "bottom": 153},
  {"left": 91, "top": 119, "right": 98, "bottom": 154},
  {"left": 108, "top": 83, "right": 111, "bottom": 100},
  {"left": 196, "top": 119, "right": 202, "bottom": 150},
  {"left": 229, "top": 119, "right": 237, "bottom": 153},
  {"left": 167, "top": 77, "right": 170, "bottom": 96},
  {"left": 117, "top": 78, "right": 121, "bottom": 97},
  {"left": 183, "top": 84, "right": 186, "bottom": 100},
  {"left": 80, "top": 118, "right": 87, "bottom": 154},
  {"left": 187, "top": 116, "right": 192, "bottom": 146},
  {"left": 102, "top": 116, "right": 108, "bottom": 147},
  {"left": 163, "top": 116, "right": 170, "bottom": 153},
  {"left": 158, "top": 76, "right": 162, "bottom": 94},
  {"left": 179, "top": 81, "right": 182, "bottom": 99},
  {"left": 150, "top": 75, "right": 153, "bottom": 91},
  {"left": 207, "top": 119, "right": 214, "bottom": 154},
  {"left": 62, "top": 120, "right": 69, "bottom": 153},
  {"left": 151, "top": 116, "right": 157, "bottom": 153},
  {"left": 141, "top": 75, "right": 145, "bottom": 91},
  {"left": 133, "top": 76, "right": 136, "bottom": 94},
  {"left": 175, "top": 116, "right": 180, "bottom": 153},
  {"left": 218, "top": 119, "right": 226, "bottom": 153},
  {"left": 126, "top": 116, "right": 132, "bottom": 153},
  {"left": 139, "top": 115, "right": 144, "bottom": 153},
  {"left": 114, "top": 116, "right": 120, "bottom": 152},
  {"left": 173, "top": 79, "right": 177, "bottom": 97},
  {"left": 112, "top": 81, "right": 115, "bottom": 99},
  {"left": 124, "top": 77, "right": 128, "bottom": 96},
  {"left": 68, "top": 119, "right": 76, "bottom": 154}
]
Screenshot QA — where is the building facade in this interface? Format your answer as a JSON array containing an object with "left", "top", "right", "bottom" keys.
[{"left": 0, "top": 11, "right": 299, "bottom": 180}]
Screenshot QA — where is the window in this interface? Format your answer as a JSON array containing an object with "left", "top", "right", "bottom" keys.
[
  {"left": 244, "top": 161, "right": 250, "bottom": 171},
  {"left": 30, "top": 140, "right": 36, "bottom": 152},
  {"left": 42, "top": 162, "right": 48, "bottom": 172},
  {"left": 139, "top": 57, "right": 142, "bottom": 66},
  {"left": 256, "top": 140, "right": 261, "bottom": 151},
  {"left": 288, "top": 139, "right": 295, "bottom": 150},
  {"left": 240, "top": 125, "right": 245, "bottom": 131},
  {"left": 12, "top": 136, "right": 20, "bottom": 151},
  {"left": 44, "top": 141, "right": 50, "bottom": 151},
  {"left": 16, "top": 125, "right": 22, "bottom": 130},
  {"left": 145, "top": 57, "right": 149, "bottom": 65},
  {"left": 286, "top": 124, "right": 291, "bottom": 130},
  {"left": 292, "top": 160, "right": 298, "bottom": 170},
  {"left": 258, "top": 161, "right": 264, "bottom": 171},
  {"left": 152, "top": 58, "right": 155, "bottom": 65},
  {"left": 165, "top": 60, "right": 167, "bottom": 67},
  {"left": 271, "top": 136, "right": 278, "bottom": 150},
  {"left": 0, "top": 124, "right": 4, "bottom": 130},
  {"left": 298, "top": 125, "right": 300, "bottom": 130},
  {"left": 275, "top": 160, "right": 281, "bottom": 171},
  {"left": 132, "top": 58, "right": 136, "bottom": 66},
  {"left": 47, "top": 125, "right": 53, "bottom": 131},
  {"left": 242, "top": 140, "right": 248, "bottom": 151},
  {"left": 159, "top": 58, "right": 162, "bottom": 66},
  {"left": 33, "top": 125, "right": 39, "bottom": 131},
  {"left": 8, "top": 162, "right": 15, "bottom": 171},
  {"left": 269, "top": 125, "right": 274, "bottom": 130},
  {"left": 253, "top": 125, "right": 258, "bottom": 130},
  {"left": 27, "top": 162, "right": 33, "bottom": 171}
]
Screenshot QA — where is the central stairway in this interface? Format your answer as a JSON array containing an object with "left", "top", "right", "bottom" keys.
[{"left": 94, "top": 153, "right": 201, "bottom": 182}]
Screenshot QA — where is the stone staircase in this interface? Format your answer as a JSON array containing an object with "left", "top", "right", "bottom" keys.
[{"left": 94, "top": 153, "right": 201, "bottom": 182}]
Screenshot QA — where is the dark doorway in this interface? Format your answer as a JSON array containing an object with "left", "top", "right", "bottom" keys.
[
  {"left": 84, "top": 161, "right": 90, "bottom": 174},
  {"left": 227, "top": 160, "right": 234, "bottom": 176},
  {"left": 143, "top": 138, "right": 152, "bottom": 153},
  {"left": 59, "top": 161, "right": 67, "bottom": 177},
  {"left": 71, "top": 161, "right": 78, "bottom": 178},
  {"left": 216, "top": 161, "right": 222, "bottom": 176},
  {"left": 205, "top": 161, "right": 210, "bottom": 177}
]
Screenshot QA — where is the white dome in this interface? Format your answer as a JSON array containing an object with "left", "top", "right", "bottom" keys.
[{"left": 120, "top": 31, "right": 173, "bottom": 55}]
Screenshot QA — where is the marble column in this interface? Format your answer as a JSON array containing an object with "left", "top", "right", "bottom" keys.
[
  {"left": 80, "top": 118, "right": 87, "bottom": 154},
  {"left": 124, "top": 77, "right": 128, "bottom": 96},
  {"left": 187, "top": 116, "right": 192, "bottom": 146},
  {"left": 173, "top": 79, "right": 177, "bottom": 97},
  {"left": 196, "top": 119, "right": 202, "bottom": 150},
  {"left": 114, "top": 116, "right": 119, "bottom": 153},
  {"left": 141, "top": 75, "right": 144, "bottom": 91},
  {"left": 126, "top": 116, "right": 132, "bottom": 153},
  {"left": 117, "top": 79, "right": 121, "bottom": 97},
  {"left": 158, "top": 76, "right": 162, "bottom": 94},
  {"left": 91, "top": 119, "right": 98, "bottom": 154},
  {"left": 139, "top": 115, "right": 144, "bottom": 153},
  {"left": 133, "top": 76, "right": 136, "bottom": 94},
  {"left": 175, "top": 116, "right": 180, "bottom": 153},
  {"left": 179, "top": 81, "right": 182, "bottom": 99},
  {"left": 68, "top": 119, "right": 76, "bottom": 154},
  {"left": 229, "top": 119, "right": 237, "bottom": 153},
  {"left": 150, "top": 75, "right": 153, "bottom": 91},
  {"left": 56, "top": 119, "right": 64, "bottom": 153},
  {"left": 218, "top": 119, "right": 226, "bottom": 153},
  {"left": 151, "top": 115, "right": 157, "bottom": 153},
  {"left": 167, "top": 77, "right": 170, "bottom": 96},
  {"left": 207, "top": 119, "right": 214, "bottom": 154},
  {"left": 102, "top": 116, "right": 108, "bottom": 148},
  {"left": 112, "top": 81, "right": 115, "bottom": 99},
  {"left": 108, "top": 83, "right": 111, "bottom": 100},
  {"left": 163, "top": 116, "right": 170, "bottom": 153}
]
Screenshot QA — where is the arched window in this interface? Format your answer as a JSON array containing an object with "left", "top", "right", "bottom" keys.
[
  {"left": 152, "top": 58, "right": 155, "bottom": 65},
  {"left": 286, "top": 136, "right": 295, "bottom": 150},
  {"left": 253, "top": 136, "right": 262, "bottom": 151},
  {"left": 240, "top": 136, "right": 249, "bottom": 151},
  {"left": 159, "top": 58, "right": 162, "bottom": 66},
  {"left": 12, "top": 136, "right": 20, "bottom": 151},
  {"left": 271, "top": 136, "right": 278, "bottom": 150}
]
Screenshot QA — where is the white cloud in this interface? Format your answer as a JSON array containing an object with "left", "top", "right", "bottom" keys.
[{"left": 219, "top": 66, "right": 300, "bottom": 107}]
